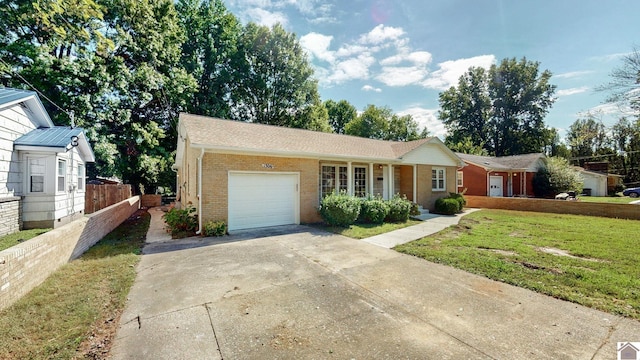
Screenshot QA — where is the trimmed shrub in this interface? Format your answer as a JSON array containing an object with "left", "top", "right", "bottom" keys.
[
  {"left": 203, "top": 220, "right": 226, "bottom": 237},
  {"left": 385, "top": 195, "right": 412, "bottom": 223},
  {"left": 319, "top": 191, "right": 361, "bottom": 227},
  {"left": 448, "top": 192, "right": 466, "bottom": 210},
  {"left": 163, "top": 204, "right": 197, "bottom": 234},
  {"left": 359, "top": 196, "right": 390, "bottom": 224},
  {"left": 434, "top": 197, "right": 460, "bottom": 215}
]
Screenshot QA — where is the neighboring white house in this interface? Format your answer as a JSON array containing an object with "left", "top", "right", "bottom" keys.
[
  {"left": 576, "top": 167, "right": 608, "bottom": 197},
  {"left": 0, "top": 87, "right": 94, "bottom": 232}
]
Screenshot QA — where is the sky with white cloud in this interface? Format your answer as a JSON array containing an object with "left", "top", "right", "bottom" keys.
[{"left": 225, "top": 0, "right": 639, "bottom": 139}]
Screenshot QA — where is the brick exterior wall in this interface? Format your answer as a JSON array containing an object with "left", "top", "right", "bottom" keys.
[
  {"left": 0, "top": 196, "right": 140, "bottom": 310},
  {"left": 416, "top": 165, "right": 457, "bottom": 210},
  {"left": 201, "top": 153, "right": 321, "bottom": 224},
  {"left": 466, "top": 195, "right": 640, "bottom": 220},
  {"left": 0, "top": 197, "right": 21, "bottom": 237}
]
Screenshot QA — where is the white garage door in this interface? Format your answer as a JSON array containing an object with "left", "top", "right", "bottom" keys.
[{"left": 228, "top": 172, "right": 299, "bottom": 231}]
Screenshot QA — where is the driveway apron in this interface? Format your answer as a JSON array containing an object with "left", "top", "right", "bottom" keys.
[{"left": 110, "top": 213, "right": 640, "bottom": 359}]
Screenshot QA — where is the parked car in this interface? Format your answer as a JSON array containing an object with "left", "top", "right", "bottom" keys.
[
  {"left": 622, "top": 187, "right": 640, "bottom": 198},
  {"left": 555, "top": 191, "right": 577, "bottom": 200}
]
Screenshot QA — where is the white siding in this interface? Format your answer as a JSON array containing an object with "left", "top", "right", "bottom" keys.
[
  {"left": 0, "top": 105, "right": 38, "bottom": 197},
  {"left": 401, "top": 143, "right": 459, "bottom": 166}
]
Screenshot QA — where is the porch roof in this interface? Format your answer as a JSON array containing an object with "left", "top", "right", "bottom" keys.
[
  {"left": 15, "top": 126, "right": 95, "bottom": 162},
  {"left": 179, "top": 113, "right": 462, "bottom": 165},
  {"left": 457, "top": 152, "right": 545, "bottom": 171}
]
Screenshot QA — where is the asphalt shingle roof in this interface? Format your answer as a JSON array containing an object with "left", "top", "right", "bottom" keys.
[
  {"left": 181, "top": 113, "right": 434, "bottom": 161},
  {"left": 457, "top": 152, "right": 544, "bottom": 170},
  {"left": 15, "top": 127, "right": 84, "bottom": 148}
]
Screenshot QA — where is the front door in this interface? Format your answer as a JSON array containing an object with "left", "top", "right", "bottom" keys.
[{"left": 489, "top": 176, "right": 503, "bottom": 197}]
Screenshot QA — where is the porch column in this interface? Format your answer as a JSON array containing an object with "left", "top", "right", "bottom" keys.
[
  {"left": 413, "top": 165, "right": 417, "bottom": 203},
  {"left": 369, "top": 163, "right": 374, "bottom": 196},
  {"left": 523, "top": 171, "right": 527, "bottom": 196},
  {"left": 347, "top": 162, "right": 353, "bottom": 196},
  {"left": 388, "top": 164, "right": 394, "bottom": 199}
]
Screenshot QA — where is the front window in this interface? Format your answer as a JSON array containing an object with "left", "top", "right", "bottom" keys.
[
  {"left": 353, "top": 167, "right": 367, "bottom": 197},
  {"left": 57, "top": 159, "right": 66, "bottom": 192},
  {"left": 432, "top": 167, "right": 446, "bottom": 191},
  {"left": 321, "top": 165, "right": 347, "bottom": 198},
  {"left": 457, "top": 171, "right": 463, "bottom": 187},
  {"left": 29, "top": 158, "right": 45, "bottom": 193},
  {"left": 77, "top": 164, "right": 85, "bottom": 191}
]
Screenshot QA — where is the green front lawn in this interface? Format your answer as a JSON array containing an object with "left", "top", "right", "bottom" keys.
[
  {"left": 0, "top": 228, "right": 51, "bottom": 252},
  {"left": 0, "top": 210, "right": 149, "bottom": 359},
  {"left": 313, "top": 219, "right": 423, "bottom": 239},
  {"left": 395, "top": 209, "right": 640, "bottom": 320},
  {"left": 577, "top": 195, "right": 637, "bottom": 204}
]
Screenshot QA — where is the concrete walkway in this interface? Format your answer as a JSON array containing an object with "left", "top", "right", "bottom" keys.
[
  {"left": 363, "top": 209, "right": 480, "bottom": 248},
  {"left": 109, "top": 208, "right": 640, "bottom": 359}
]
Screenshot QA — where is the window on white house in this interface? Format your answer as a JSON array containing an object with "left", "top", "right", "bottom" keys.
[
  {"left": 29, "top": 158, "right": 45, "bottom": 193},
  {"left": 353, "top": 167, "right": 367, "bottom": 197},
  {"left": 57, "top": 159, "right": 66, "bottom": 192},
  {"left": 457, "top": 171, "right": 463, "bottom": 187},
  {"left": 77, "top": 164, "right": 85, "bottom": 191},
  {"left": 432, "top": 167, "right": 446, "bottom": 191},
  {"left": 321, "top": 165, "right": 348, "bottom": 198}
]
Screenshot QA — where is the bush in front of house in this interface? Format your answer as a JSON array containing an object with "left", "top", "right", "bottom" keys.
[
  {"left": 434, "top": 197, "right": 461, "bottom": 215},
  {"left": 319, "top": 191, "right": 361, "bottom": 227},
  {"left": 163, "top": 204, "right": 197, "bottom": 235},
  {"left": 448, "top": 192, "right": 466, "bottom": 210},
  {"left": 359, "top": 196, "right": 390, "bottom": 224},
  {"left": 203, "top": 220, "right": 227, "bottom": 237},
  {"left": 409, "top": 202, "right": 420, "bottom": 216},
  {"left": 385, "top": 195, "right": 412, "bottom": 223}
]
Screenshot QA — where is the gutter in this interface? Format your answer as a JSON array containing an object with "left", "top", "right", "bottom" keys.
[{"left": 195, "top": 148, "right": 204, "bottom": 235}]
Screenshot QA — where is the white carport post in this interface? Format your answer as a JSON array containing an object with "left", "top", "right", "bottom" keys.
[{"left": 388, "top": 164, "right": 394, "bottom": 199}]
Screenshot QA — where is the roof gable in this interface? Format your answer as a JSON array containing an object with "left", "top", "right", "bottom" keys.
[
  {"left": 457, "top": 152, "right": 545, "bottom": 171},
  {"left": 179, "top": 113, "right": 463, "bottom": 165},
  {"left": 0, "top": 87, "right": 54, "bottom": 128}
]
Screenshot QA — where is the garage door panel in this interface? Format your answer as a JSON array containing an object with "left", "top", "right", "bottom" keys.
[{"left": 228, "top": 173, "right": 299, "bottom": 231}]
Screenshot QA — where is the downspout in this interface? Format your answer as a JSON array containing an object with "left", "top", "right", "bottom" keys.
[{"left": 195, "top": 148, "right": 204, "bottom": 235}]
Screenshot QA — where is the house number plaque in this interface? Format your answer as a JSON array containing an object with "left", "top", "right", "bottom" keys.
[{"left": 262, "top": 163, "right": 275, "bottom": 169}]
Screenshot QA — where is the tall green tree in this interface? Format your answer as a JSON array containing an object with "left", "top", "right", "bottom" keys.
[
  {"left": 566, "top": 113, "right": 609, "bottom": 164},
  {"left": 611, "top": 117, "right": 640, "bottom": 184},
  {"left": 324, "top": 99, "right": 357, "bottom": 134},
  {"left": 387, "top": 114, "right": 423, "bottom": 141},
  {"left": 176, "top": 0, "right": 240, "bottom": 118},
  {"left": 345, "top": 104, "right": 391, "bottom": 139},
  {"left": 439, "top": 57, "right": 556, "bottom": 156},
  {"left": 232, "top": 23, "right": 319, "bottom": 128}
]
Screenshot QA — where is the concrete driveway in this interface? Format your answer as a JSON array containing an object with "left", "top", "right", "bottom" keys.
[{"left": 110, "top": 225, "right": 639, "bottom": 359}]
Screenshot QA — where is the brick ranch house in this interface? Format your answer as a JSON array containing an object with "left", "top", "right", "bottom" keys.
[
  {"left": 456, "top": 152, "right": 545, "bottom": 197},
  {"left": 174, "top": 113, "right": 465, "bottom": 232}
]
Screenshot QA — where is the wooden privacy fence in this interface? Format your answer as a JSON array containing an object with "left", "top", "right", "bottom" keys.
[{"left": 85, "top": 184, "right": 133, "bottom": 214}]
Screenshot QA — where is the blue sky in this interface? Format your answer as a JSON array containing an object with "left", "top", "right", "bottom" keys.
[{"left": 225, "top": 0, "right": 639, "bottom": 140}]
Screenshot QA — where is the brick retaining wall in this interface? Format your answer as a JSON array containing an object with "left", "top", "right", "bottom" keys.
[
  {"left": 465, "top": 196, "right": 640, "bottom": 220},
  {"left": 0, "top": 197, "right": 21, "bottom": 237},
  {"left": 0, "top": 196, "right": 140, "bottom": 310}
]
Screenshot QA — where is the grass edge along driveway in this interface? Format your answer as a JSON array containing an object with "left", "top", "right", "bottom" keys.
[
  {"left": 395, "top": 209, "right": 640, "bottom": 321},
  {"left": 0, "top": 209, "right": 149, "bottom": 360}
]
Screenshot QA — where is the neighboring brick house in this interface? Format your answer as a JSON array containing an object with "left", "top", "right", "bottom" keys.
[
  {"left": 456, "top": 153, "right": 545, "bottom": 197},
  {"left": 174, "top": 113, "right": 465, "bottom": 231},
  {"left": 0, "top": 88, "right": 94, "bottom": 233}
]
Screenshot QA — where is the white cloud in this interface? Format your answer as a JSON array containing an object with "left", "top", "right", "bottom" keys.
[
  {"left": 245, "top": 8, "right": 288, "bottom": 27},
  {"left": 554, "top": 70, "right": 594, "bottom": 79},
  {"left": 362, "top": 85, "right": 382, "bottom": 92},
  {"left": 422, "top": 55, "right": 496, "bottom": 90},
  {"left": 327, "top": 54, "right": 376, "bottom": 83},
  {"left": 377, "top": 66, "right": 429, "bottom": 87},
  {"left": 358, "top": 24, "right": 405, "bottom": 45},
  {"left": 300, "top": 33, "right": 334, "bottom": 62},
  {"left": 557, "top": 86, "right": 590, "bottom": 97},
  {"left": 397, "top": 107, "right": 446, "bottom": 138}
]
